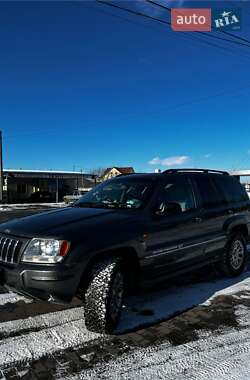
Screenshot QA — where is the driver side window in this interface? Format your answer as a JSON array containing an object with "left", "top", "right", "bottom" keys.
[{"left": 155, "top": 178, "right": 195, "bottom": 215}]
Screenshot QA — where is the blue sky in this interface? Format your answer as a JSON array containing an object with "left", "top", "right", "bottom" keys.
[{"left": 1, "top": 0, "right": 250, "bottom": 173}]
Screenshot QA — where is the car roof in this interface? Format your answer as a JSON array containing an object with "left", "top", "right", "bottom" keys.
[
  {"left": 114, "top": 169, "right": 230, "bottom": 181},
  {"left": 113, "top": 173, "right": 160, "bottom": 181}
]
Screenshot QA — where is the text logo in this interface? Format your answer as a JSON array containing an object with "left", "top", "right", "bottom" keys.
[
  {"left": 213, "top": 9, "right": 241, "bottom": 31},
  {"left": 171, "top": 9, "right": 211, "bottom": 32}
]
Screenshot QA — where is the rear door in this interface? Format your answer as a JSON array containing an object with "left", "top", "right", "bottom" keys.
[{"left": 192, "top": 174, "right": 229, "bottom": 260}]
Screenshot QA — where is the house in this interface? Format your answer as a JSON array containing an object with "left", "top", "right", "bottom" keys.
[
  {"left": 2, "top": 169, "right": 96, "bottom": 203},
  {"left": 102, "top": 167, "right": 135, "bottom": 181}
]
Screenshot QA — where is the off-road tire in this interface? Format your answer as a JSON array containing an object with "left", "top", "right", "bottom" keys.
[
  {"left": 217, "top": 233, "right": 247, "bottom": 277},
  {"left": 84, "top": 257, "right": 125, "bottom": 334}
]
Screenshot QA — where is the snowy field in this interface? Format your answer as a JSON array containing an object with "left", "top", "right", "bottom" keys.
[{"left": 0, "top": 256, "right": 250, "bottom": 379}]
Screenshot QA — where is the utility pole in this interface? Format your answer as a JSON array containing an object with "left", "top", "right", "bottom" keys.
[
  {"left": 0, "top": 131, "right": 3, "bottom": 203},
  {"left": 56, "top": 177, "right": 59, "bottom": 203}
]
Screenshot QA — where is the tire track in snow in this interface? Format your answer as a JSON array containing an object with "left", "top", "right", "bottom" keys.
[
  {"left": 0, "top": 306, "right": 85, "bottom": 340},
  {"left": 0, "top": 289, "right": 32, "bottom": 306},
  {"left": 0, "top": 318, "right": 101, "bottom": 368},
  {"left": 0, "top": 288, "right": 102, "bottom": 369},
  {"left": 73, "top": 327, "right": 250, "bottom": 380},
  {"left": 0, "top": 254, "right": 250, "bottom": 376}
]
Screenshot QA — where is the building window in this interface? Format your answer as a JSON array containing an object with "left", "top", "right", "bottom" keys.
[{"left": 17, "top": 184, "right": 27, "bottom": 194}]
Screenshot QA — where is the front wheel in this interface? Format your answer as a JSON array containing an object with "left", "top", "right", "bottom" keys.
[
  {"left": 217, "top": 233, "right": 247, "bottom": 277},
  {"left": 84, "top": 257, "right": 125, "bottom": 334}
]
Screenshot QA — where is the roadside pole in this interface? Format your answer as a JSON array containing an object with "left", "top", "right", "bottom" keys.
[
  {"left": 0, "top": 131, "right": 3, "bottom": 203},
  {"left": 56, "top": 177, "right": 59, "bottom": 203}
]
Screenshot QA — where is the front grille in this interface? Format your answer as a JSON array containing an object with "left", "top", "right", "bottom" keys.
[{"left": 0, "top": 235, "right": 24, "bottom": 265}]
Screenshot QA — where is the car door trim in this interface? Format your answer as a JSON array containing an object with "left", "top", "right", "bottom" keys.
[{"left": 146, "top": 236, "right": 226, "bottom": 259}]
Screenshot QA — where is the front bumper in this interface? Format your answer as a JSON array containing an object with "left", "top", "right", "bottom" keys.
[{"left": 0, "top": 262, "right": 83, "bottom": 303}]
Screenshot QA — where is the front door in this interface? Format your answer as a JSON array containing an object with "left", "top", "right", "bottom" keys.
[{"left": 143, "top": 176, "right": 205, "bottom": 280}]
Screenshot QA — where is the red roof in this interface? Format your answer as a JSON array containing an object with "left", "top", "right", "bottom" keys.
[{"left": 103, "top": 167, "right": 135, "bottom": 176}]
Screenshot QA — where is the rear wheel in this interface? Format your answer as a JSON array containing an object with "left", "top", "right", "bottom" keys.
[
  {"left": 83, "top": 257, "right": 125, "bottom": 334},
  {"left": 217, "top": 233, "right": 247, "bottom": 277}
]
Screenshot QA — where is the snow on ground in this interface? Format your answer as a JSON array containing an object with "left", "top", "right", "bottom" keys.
[
  {"left": 0, "top": 306, "right": 85, "bottom": 337},
  {"left": 0, "top": 291, "right": 32, "bottom": 306},
  {"left": 0, "top": 318, "right": 99, "bottom": 368},
  {"left": 0, "top": 247, "right": 249, "bottom": 377},
  {"left": 66, "top": 273, "right": 250, "bottom": 380},
  {"left": 0, "top": 269, "right": 250, "bottom": 373},
  {"left": 116, "top": 246, "right": 250, "bottom": 332},
  {"left": 71, "top": 322, "right": 250, "bottom": 380},
  {"left": 0, "top": 203, "right": 66, "bottom": 211},
  {"left": 117, "top": 269, "right": 250, "bottom": 333}
]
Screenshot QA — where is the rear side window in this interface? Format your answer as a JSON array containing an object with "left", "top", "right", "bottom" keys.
[
  {"left": 194, "top": 176, "right": 225, "bottom": 208},
  {"left": 214, "top": 176, "right": 249, "bottom": 203}
]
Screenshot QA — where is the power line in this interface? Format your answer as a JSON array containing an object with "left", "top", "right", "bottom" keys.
[
  {"left": 220, "top": 30, "right": 250, "bottom": 45},
  {"left": 5, "top": 2, "right": 250, "bottom": 140},
  {"left": 84, "top": 3, "right": 165, "bottom": 34},
  {"left": 96, "top": 0, "right": 171, "bottom": 26},
  {"left": 129, "top": 82, "right": 250, "bottom": 119},
  {"left": 97, "top": 0, "right": 250, "bottom": 49},
  {"left": 146, "top": 0, "right": 250, "bottom": 48},
  {"left": 97, "top": 0, "right": 250, "bottom": 67},
  {"left": 94, "top": 1, "right": 250, "bottom": 64},
  {"left": 87, "top": 2, "right": 231, "bottom": 55},
  {"left": 5, "top": 80, "right": 250, "bottom": 141}
]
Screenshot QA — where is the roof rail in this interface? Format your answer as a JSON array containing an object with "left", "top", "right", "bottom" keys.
[
  {"left": 116, "top": 172, "right": 137, "bottom": 177},
  {"left": 163, "top": 168, "right": 229, "bottom": 175}
]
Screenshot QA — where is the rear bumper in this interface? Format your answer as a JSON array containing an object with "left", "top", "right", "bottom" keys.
[{"left": 0, "top": 262, "right": 83, "bottom": 303}]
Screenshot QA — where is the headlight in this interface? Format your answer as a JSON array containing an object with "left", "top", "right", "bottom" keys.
[{"left": 22, "top": 239, "right": 70, "bottom": 263}]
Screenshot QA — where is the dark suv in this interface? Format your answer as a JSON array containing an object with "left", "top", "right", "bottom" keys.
[{"left": 0, "top": 169, "right": 249, "bottom": 333}]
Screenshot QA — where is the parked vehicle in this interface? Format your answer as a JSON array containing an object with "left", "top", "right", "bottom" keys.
[
  {"left": 63, "top": 189, "right": 90, "bottom": 204},
  {"left": 28, "top": 191, "right": 54, "bottom": 203},
  {"left": 0, "top": 169, "right": 249, "bottom": 333}
]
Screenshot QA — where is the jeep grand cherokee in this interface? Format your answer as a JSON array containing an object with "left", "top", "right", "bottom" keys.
[{"left": 0, "top": 169, "right": 249, "bottom": 333}]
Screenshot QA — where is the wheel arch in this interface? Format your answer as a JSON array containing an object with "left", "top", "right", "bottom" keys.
[
  {"left": 224, "top": 215, "right": 249, "bottom": 240},
  {"left": 77, "top": 246, "right": 140, "bottom": 296},
  {"left": 227, "top": 223, "right": 248, "bottom": 240}
]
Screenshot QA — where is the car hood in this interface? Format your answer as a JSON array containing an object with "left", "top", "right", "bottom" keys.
[{"left": 0, "top": 206, "right": 135, "bottom": 238}]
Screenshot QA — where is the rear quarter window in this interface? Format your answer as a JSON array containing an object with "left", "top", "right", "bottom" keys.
[
  {"left": 214, "top": 176, "right": 249, "bottom": 203},
  {"left": 194, "top": 175, "right": 226, "bottom": 208}
]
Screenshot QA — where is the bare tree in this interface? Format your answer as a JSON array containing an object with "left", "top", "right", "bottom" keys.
[{"left": 88, "top": 167, "right": 106, "bottom": 178}]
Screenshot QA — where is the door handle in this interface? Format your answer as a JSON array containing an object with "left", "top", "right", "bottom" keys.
[{"left": 194, "top": 217, "right": 203, "bottom": 223}]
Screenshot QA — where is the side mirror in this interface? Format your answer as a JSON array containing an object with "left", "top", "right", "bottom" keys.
[{"left": 155, "top": 201, "right": 182, "bottom": 216}]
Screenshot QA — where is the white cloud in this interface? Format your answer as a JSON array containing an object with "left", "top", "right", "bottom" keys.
[
  {"left": 204, "top": 154, "right": 212, "bottom": 158},
  {"left": 148, "top": 155, "right": 190, "bottom": 167}
]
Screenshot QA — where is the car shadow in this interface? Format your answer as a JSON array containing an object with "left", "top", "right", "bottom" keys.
[{"left": 116, "top": 247, "right": 250, "bottom": 334}]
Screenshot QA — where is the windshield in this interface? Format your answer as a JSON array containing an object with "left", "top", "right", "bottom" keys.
[{"left": 74, "top": 178, "right": 154, "bottom": 209}]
